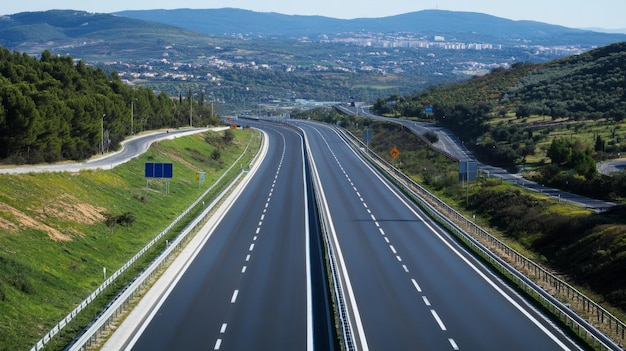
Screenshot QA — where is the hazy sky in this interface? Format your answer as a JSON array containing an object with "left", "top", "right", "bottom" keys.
[{"left": 1, "top": 0, "right": 624, "bottom": 29}]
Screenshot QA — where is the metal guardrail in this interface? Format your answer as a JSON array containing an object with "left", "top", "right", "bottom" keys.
[
  {"left": 337, "top": 126, "right": 623, "bottom": 351},
  {"left": 302, "top": 131, "right": 356, "bottom": 351},
  {"left": 31, "top": 133, "right": 263, "bottom": 351}
]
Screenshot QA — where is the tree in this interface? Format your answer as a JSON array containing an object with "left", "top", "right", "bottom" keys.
[
  {"left": 515, "top": 104, "right": 531, "bottom": 118},
  {"left": 223, "top": 129, "right": 235, "bottom": 143},
  {"left": 595, "top": 134, "right": 605, "bottom": 152},
  {"left": 0, "top": 47, "right": 182, "bottom": 164},
  {"left": 547, "top": 138, "right": 572, "bottom": 165}
]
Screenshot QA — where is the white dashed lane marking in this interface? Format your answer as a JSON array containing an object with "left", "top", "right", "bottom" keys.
[
  {"left": 412, "top": 279, "right": 422, "bottom": 293},
  {"left": 323, "top": 135, "right": 459, "bottom": 350},
  {"left": 431, "top": 310, "right": 447, "bottom": 331},
  {"left": 214, "top": 131, "right": 290, "bottom": 350},
  {"left": 230, "top": 290, "right": 239, "bottom": 304}
]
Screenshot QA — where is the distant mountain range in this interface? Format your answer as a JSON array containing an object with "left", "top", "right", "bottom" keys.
[
  {"left": 583, "top": 27, "right": 626, "bottom": 35},
  {"left": 1, "top": 8, "right": 625, "bottom": 50},
  {"left": 1, "top": 8, "right": 625, "bottom": 111},
  {"left": 115, "top": 8, "right": 626, "bottom": 46},
  {"left": 0, "top": 10, "right": 207, "bottom": 50}
]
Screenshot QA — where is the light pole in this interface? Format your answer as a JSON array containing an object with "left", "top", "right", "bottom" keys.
[{"left": 101, "top": 114, "right": 106, "bottom": 154}]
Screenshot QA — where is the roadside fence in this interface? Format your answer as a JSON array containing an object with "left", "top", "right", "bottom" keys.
[
  {"left": 338, "top": 127, "right": 623, "bottom": 351},
  {"left": 31, "top": 133, "right": 262, "bottom": 351}
]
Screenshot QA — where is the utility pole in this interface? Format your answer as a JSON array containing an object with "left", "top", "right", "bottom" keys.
[
  {"left": 131, "top": 99, "right": 134, "bottom": 135},
  {"left": 101, "top": 114, "right": 106, "bottom": 154},
  {"left": 190, "top": 94, "right": 193, "bottom": 127}
]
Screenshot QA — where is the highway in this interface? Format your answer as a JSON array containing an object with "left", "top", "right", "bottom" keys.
[
  {"left": 297, "top": 120, "right": 583, "bottom": 350},
  {"left": 339, "top": 105, "right": 614, "bottom": 210},
  {"left": 94, "top": 119, "right": 585, "bottom": 350},
  {"left": 2, "top": 117, "right": 594, "bottom": 349},
  {"left": 118, "top": 123, "right": 333, "bottom": 350}
]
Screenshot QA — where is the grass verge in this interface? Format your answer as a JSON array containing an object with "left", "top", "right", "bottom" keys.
[{"left": 0, "top": 128, "right": 260, "bottom": 350}]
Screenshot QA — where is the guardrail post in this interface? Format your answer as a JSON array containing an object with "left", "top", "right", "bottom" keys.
[{"left": 334, "top": 124, "right": 623, "bottom": 350}]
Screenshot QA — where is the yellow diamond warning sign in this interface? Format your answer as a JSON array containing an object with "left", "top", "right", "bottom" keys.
[{"left": 390, "top": 146, "right": 400, "bottom": 159}]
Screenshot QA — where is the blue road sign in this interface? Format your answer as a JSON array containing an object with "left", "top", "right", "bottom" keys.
[
  {"left": 145, "top": 163, "right": 173, "bottom": 178},
  {"left": 458, "top": 160, "right": 477, "bottom": 181}
]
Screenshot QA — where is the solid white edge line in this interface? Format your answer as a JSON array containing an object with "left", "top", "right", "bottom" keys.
[
  {"left": 303, "top": 128, "right": 370, "bottom": 351},
  {"left": 352, "top": 138, "right": 574, "bottom": 351},
  {"left": 120, "top": 130, "right": 270, "bottom": 351},
  {"left": 300, "top": 133, "right": 314, "bottom": 351}
]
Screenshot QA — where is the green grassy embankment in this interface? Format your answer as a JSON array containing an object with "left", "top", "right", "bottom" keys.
[{"left": 0, "top": 128, "right": 260, "bottom": 350}]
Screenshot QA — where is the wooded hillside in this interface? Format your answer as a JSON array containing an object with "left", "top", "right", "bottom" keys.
[
  {"left": 0, "top": 47, "right": 217, "bottom": 164},
  {"left": 372, "top": 42, "right": 626, "bottom": 177}
]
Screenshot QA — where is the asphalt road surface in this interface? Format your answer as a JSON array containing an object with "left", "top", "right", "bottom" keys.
[
  {"left": 0, "top": 128, "right": 209, "bottom": 174},
  {"left": 16, "top": 121, "right": 585, "bottom": 349},
  {"left": 297, "top": 120, "right": 583, "bottom": 350},
  {"left": 337, "top": 105, "right": 614, "bottom": 211}
]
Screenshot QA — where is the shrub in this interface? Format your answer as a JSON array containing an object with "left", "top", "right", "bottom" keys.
[
  {"left": 211, "top": 149, "right": 221, "bottom": 160},
  {"left": 423, "top": 130, "right": 439, "bottom": 143},
  {"left": 223, "top": 129, "right": 235, "bottom": 143}
]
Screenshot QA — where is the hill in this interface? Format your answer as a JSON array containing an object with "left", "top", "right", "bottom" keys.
[
  {"left": 508, "top": 43, "right": 626, "bottom": 121},
  {"left": 0, "top": 10, "right": 216, "bottom": 58},
  {"left": 373, "top": 41, "right": 626, "bottom": 169},
  {"left": 0, "top": 10, "right": 170, "bottom": 46},
  {"left": 116, "top": 8, "right": 626, "bottom": 46},
  {"left": 2, "top": 9, "right": 625, "bottom": 114},
  {"left": 0, "top": 46, "right": 219, "bottom": 165}
]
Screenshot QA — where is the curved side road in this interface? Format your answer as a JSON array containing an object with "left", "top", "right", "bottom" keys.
[{"left": 0, "top": 128, "right": 215, "bottom": 174}]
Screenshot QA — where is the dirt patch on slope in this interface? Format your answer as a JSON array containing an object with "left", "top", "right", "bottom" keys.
[
  {"left": 0, "top": 202, "right": 70, "bottom": 241},
  {"left": 0, "top": 194, "right": 106, "bottom": 241}
]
